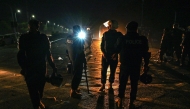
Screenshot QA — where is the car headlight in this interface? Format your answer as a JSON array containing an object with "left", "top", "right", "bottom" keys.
[{"left": 77, "top": 31, "right": 86, "bottom": 39}]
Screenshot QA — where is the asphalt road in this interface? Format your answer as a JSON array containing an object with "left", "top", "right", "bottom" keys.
[{"left": 0, "top": 39, "right": 190, "bottom": 109}]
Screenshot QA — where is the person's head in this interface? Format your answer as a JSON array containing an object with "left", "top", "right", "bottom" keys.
[
  {"left": 108, "top": 20, "right": 118, "bottom": 30},
  {"left": 73, "top": 25, "right": 81, "bottom": 34},
  {"left": 126, "top": 21, "right": 138, "bottom": 32},
  {"left": 28, "top": 19, "right": 40, "bottom": 32},
  {"left": 173, "top": 23, "right": 179, "bottom": 29}
]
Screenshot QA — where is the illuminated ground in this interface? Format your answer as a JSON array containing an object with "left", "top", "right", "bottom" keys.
[{"left": 0, "top": 39, "right": 190, "bottom": 109}]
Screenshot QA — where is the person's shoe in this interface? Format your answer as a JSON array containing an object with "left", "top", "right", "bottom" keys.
[
  {"left": 108, "top": 83, "right": 113, "bottom": 92},
  {"left": 128, "top": 103, "right": 135, "bottom": 109},
  {"left": 70, "top": 90, "right": 82, "bottom": 99},
  {"left": 115, "top": 97, "right": 123, "bottom": 108},
  {"left": 76, "top": 88, "right": 80, "bottom": 93},
  {"left": 34, "top": 106, "right": 41, "bottom": 109},
  {"left": 108, "top": 83, "right": 113, "bottom": 89},
  {"left": 99, "top": 84, "right": 105, "bottom": 92},
  {"left": 40, "top": 101, "right": 45, "bottom": 109}
]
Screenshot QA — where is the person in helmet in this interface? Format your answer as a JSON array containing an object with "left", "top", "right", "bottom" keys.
[
  {"left": 180, "top": 26, "right": 190, "bottom": 66},
  {"left": 17, "top": 19, "right": 57, "bottom": 109},
  {"left": 66, "top": 25, "right": 86, "bottom": 99},
  {"left": 171, "top": 23, "right": 183, "bottom": 64},
  {"left": 115, "top": 21, "right": 150, "bottom": 108},
  {"left": 99, "top": 20, "right": 123, "bottom": 92}
]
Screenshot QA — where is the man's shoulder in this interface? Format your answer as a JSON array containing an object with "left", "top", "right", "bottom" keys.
[
  {"left": 66, "top": 34, "right": 73, "bottom": 38},
  {"left": 139, "top": 35, "right": 147, "bottom": 39}
]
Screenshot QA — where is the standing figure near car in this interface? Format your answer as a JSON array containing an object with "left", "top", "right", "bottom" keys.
[
  {"left": 17, "top": 19, "right": 57, "bottom": 109},
  {"left": 115, "top": 21, "right": 150, "bottom": 109},
  {"left": 99, "top": 20, "right": 123, "bottom": 92},
  {"left": 66, "top": 25, "right": 86, "bottom": 99}
]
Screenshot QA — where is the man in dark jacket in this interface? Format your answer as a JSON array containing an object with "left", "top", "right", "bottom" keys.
[
  {"left": 115, "top": 21, "right": 149, "bottom": 109},
  {"left": 180, "top": 26, "right": 190, "bottom": 66},
  {"left": 17, "top": 19, "right": 57, "bottom": 109},
  {"left": 171, "top": 23, "right": 183, "bottom": 64},
  {"left": 99, "top": 20, "right": 123, "bottom": 92},
  {"left": 158, "top": 28, "right": 173, "bottom": 62},
  {"left": 66, "top": 25, "right": 86, "bottom": 98}
]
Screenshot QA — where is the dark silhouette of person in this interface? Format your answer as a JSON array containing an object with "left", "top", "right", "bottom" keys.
[
  {"left": 17, "top": 19, "right": 57, "bottom": 109},
  {"left": 99, "top": 20, "right": 123, "bottom": 92}
]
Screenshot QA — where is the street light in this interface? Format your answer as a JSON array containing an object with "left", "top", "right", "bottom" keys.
[
  {"left": 47, "top": 21, "right": 50, "bottom": 23},
  {"left": 17, "top": 10, "right": 21, "bottom": 13},
  {"left": 30, "top": 15, "right": 35, "bottom": 19},
  {"left": 14, "top": 9, "right": 21, "bottom": 35},
  {"left": 15, "top": 9, "right": 21, "bottom": 22},
  {"left": 32, "top": 15, "right": 35, "bottom": 18}
]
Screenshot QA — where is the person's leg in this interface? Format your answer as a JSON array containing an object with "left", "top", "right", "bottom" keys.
[
  {"left": 159, "top": 48, "right": 165, "bottom": 61},
  {"left": 109, "top": 59, "right": 118, "bottom": 88},
  {"left": 70, "top": 63, "right": 83, "bottom": 98},
  {"left": 181, "top": 47, "right": 187, "bottom": 66},
  {"left": 71, "top": 63, "right": 83, "bottom": 90},
  {"left": 99, "top": 56, "right": 109, "bottom": 91},
  {"left": 116, "top": 65, "right": 129, "bottom": 107},
  {"left": 175, "top": 46, "right": 182, "bottom": 62},
  {"left": 118, "top": 65, "right": 129, "bottom": 98},
  {"left": 129, "top": 67, "right": 141, "bottom": 104},
  {"left": 26, "top": 81, "right": 41, "bottom": 108}
]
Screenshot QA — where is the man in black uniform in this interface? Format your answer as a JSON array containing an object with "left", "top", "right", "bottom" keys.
[
  {"left": 66, "top": 25, "right": 86, "bottom": 98},
  {"left": 115, "top": 21, "right": 149, "bottom": 109},
  {"left": 17, "top": 19, "right": 57, "bottom": 109},
  {"left": 171, "top": 23, "right": 183, "bottom": 64},
  {"left": 99, "top": 20, "right": 123, "bottom": 92},
  {"left": 180, "top": 26, "right": 190, "bottom": 66}
]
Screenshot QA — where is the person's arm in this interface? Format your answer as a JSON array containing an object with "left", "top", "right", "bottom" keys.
[
  {"left": 100, "top": 34, "right": 106, "bottom": 57},
  {"left": 115, "top": 34, "right": 124, "bottom": 54},
  {"left": 44, "top": 35, "right": 57, "bottom": 73},
  {"left": 142, "top": 36, "right": 150, "bottom": 74},
  {"left": 17, "top": 34, "right": 27, "bottom": 76}
]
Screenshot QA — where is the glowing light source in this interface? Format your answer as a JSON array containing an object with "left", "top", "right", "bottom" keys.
[{"left": 77, "top": 31, "right": 86, "bottom": 39}]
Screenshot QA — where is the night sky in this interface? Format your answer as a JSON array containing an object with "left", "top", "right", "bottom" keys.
[{"left": 1, "top": 0, "right": 190, "bottom": 35}]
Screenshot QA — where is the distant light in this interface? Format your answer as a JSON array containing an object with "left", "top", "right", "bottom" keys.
[
  {"left": 57, "top": 25, "right": 59, "bottom": 26},
  {"left": 87, "top": 28, "right": 90, "bottom": 31},
  {"left": 54, "top": 23, "right": 55, "bottom": 25},
  {"left": 32, "top": 15, "right": 35, "bottom": 18},
  {"left": 47, "top": 21, "right": 50, "bottom": 23},
  {"left": 77, "top": 31, "right": 86, "bottom": 39},
  {"left": 17, "top": 10, "right": 21, "bottom": 13}
]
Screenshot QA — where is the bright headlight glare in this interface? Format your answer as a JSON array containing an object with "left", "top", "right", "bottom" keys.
[{"left": 77, "top": 31, "right": 86, "bottom": 39}]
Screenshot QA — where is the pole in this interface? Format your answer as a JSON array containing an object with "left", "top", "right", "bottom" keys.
[
  {"left": 174, "top": 11, "right": 177, "bottom": 23},
  {"left": 141, "top": 0, "right": 144, "bottom": 27},
  {"left": 84, "top": 62, "right": 90, "bottom": 94}
]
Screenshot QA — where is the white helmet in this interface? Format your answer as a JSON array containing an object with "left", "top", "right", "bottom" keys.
[{"left": 108, "top": 20, "right": 118, "bottom": 29}]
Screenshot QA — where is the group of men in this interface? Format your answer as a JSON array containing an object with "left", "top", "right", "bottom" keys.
[
  {"left": 17, "top": 19, "right": 150, "bottom": 109},
  {"left": 99, "top": 20, "right": 150, "bottom": 108},
  {"left": 159, "top": 23, "right": 190, "bottom": 66}
]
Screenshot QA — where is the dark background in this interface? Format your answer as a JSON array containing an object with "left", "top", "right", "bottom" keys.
[{"left": 1, "top": 0, "right": 190, "bottom": 36}]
